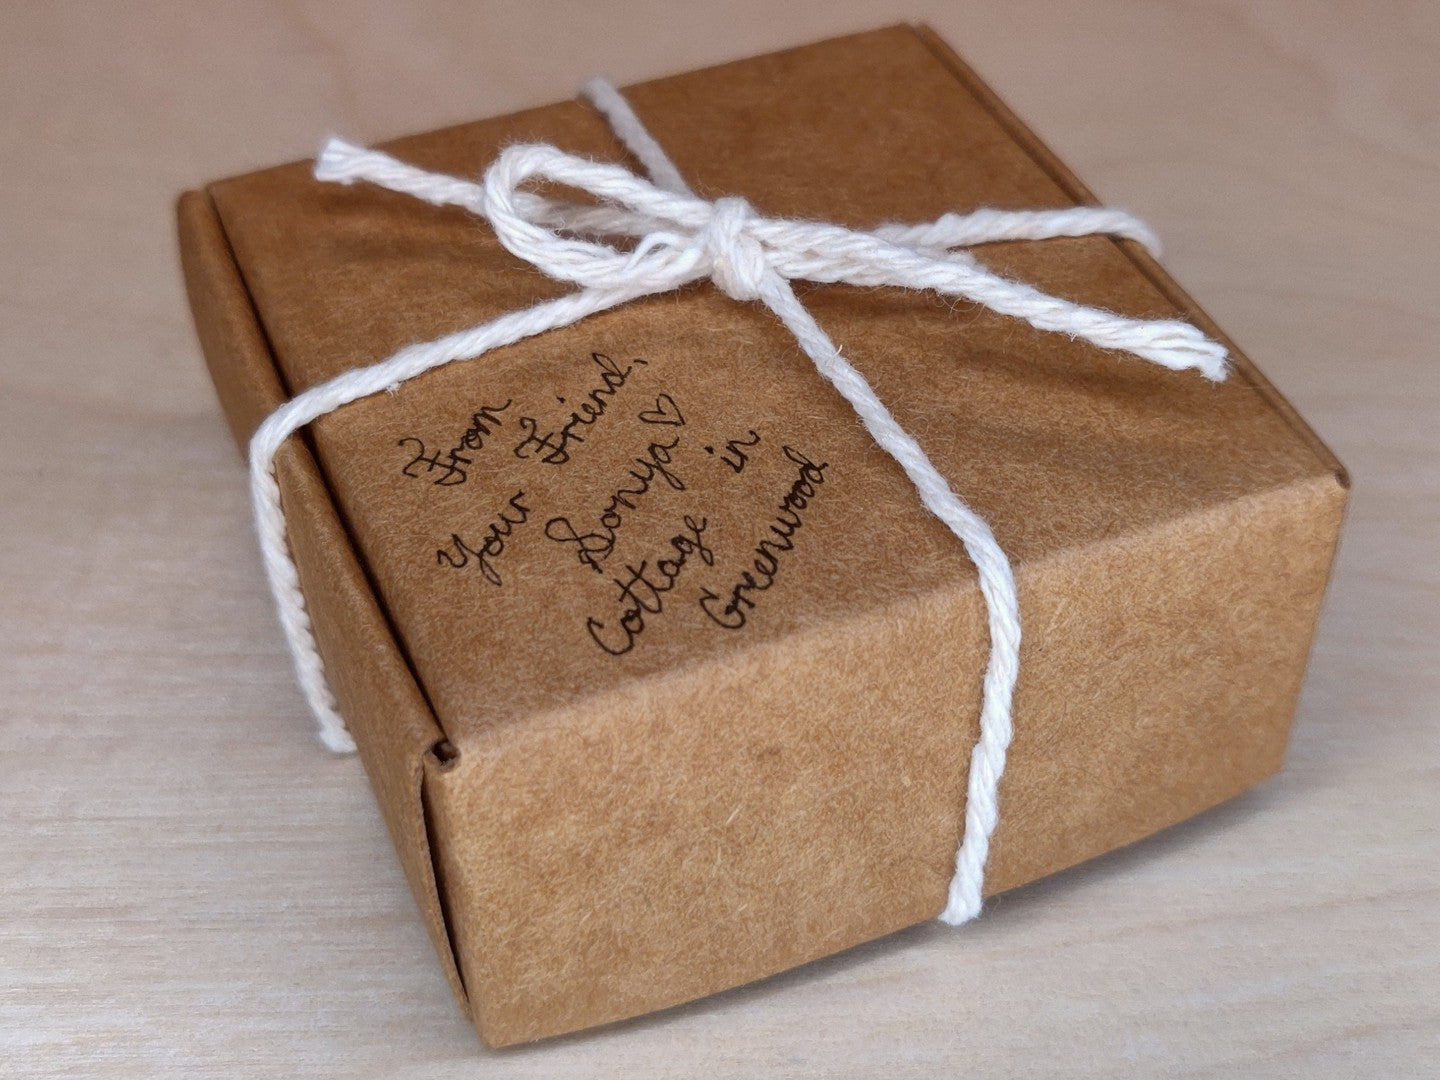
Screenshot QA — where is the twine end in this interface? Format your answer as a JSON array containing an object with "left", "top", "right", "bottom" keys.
[
  {"left": 318, "top": 720, "right": 357, "bottom": 755},
  {"left": 314, "top": 136, "right": 366, "bottom": 185}
]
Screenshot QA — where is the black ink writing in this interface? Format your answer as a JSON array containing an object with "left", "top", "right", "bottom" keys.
[
  {"left": 399, "top": 437, "right": 465, "bottom": 486},
  {"left": 637, "top": 392, "right": 685, "bottom": 427},
  {"left": 586, "top": 516, "right": 713, "bottom": 655},
  {"left": 435, "top": 490, "right": 531, "bottom": 586},
  {"left": 399, "top": 400, "right": 512, "bottom": 486},
  {"left": 512, "top": 352, "right": 647, "bottom": 465},
  {"left": 699, "top": 445, "right": 829, "bottom": 630},
  {"left": 703, "top": 429, "right": 761, "bottom": 474},
  {"left": 454, "top": 401, "right": 512, "bottom": 454},
  {"left": 544, "top": 436, "right": 686, "bottom": 572}
]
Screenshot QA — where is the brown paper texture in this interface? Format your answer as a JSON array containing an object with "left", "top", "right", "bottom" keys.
[{"left": 178, "top": 25, "right": 1347, "bottom": 1045}]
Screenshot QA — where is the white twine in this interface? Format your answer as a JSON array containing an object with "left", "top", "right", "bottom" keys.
[{"left": 249, "top": 78, "right": 1228, "bottom": 924}]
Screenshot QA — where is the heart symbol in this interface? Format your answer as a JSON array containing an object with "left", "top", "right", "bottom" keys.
[{"left": 638, "top": 393, "right": 685, "bottom": 426}]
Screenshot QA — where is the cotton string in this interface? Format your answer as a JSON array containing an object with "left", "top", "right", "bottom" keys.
[{"left": 250, "top": 77, "right": 1228, "bottom": 925}]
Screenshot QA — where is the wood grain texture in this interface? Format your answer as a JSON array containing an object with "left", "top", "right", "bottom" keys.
[{"left": 1, "top": 1, "right": 1434, "bottom": 1076}]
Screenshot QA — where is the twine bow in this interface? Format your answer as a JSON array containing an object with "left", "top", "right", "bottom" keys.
[{"left": 250, "top": 76, "right": 1228, "bottom": 925}]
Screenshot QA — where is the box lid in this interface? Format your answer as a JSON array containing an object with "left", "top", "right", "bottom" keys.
[{"left": 204, "top": 24, "right": 1341, "bottom": 752}]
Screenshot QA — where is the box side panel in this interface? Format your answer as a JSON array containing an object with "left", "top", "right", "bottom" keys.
[
  {"left": 176, "top": 191, "right": 469, "bottom": 1011},
  {"left": 178, "top": 190, "right": 293, "bottom": 453},
  {"left": 427, "top": 469, "right": 1346, "bottom": 1045},
  {"left": 985, "top": 470, "right": 1347, "bottom": 890},
  {"left": 428, "top": 581, "right": 990, "bottom": 1046}
]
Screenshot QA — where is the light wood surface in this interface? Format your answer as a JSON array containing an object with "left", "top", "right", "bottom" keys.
[{"left": 3, "top": 2, "right": 1436, "bottom": 1076}]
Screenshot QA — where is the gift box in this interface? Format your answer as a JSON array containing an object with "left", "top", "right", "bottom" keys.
[{"left": 176, "top": 24, "right": 1347, "bottom": 1046}]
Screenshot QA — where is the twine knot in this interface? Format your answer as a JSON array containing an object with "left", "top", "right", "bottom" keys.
[
  {"left": 699, "top": 196, "right": 768, "bottom": 301},
  {"left": 447, "top": 138, "right": 1230, "bottom": 380}
]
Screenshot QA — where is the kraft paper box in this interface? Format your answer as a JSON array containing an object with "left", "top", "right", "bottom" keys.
[{"left": 176, "top": 25, "right": 1347, "bottom": 1046}]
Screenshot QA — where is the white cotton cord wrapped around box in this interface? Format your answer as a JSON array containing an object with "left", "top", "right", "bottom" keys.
[{"left": 253, "top": 77, "right": 1228, "bottom": 925}]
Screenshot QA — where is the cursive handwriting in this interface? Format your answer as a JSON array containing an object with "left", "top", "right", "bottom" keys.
[
  {"left": 586, "top": 516, "right": 713, "bottom": 655},
  {"left": 435, "top": 490, "right": 531, "bottom": 586},
  {"left": 699, "top": 445, "right": 829, "bottom": 630},
  {"left": 399, "top": 400, "right": 512, "bottom": 486},
  {"left": 703, "top": 428, "right": 761, "bottom": 474},
  {"left": 544, "top": 435, "right": 686, "bottom": 572},
  {"left": 512, "top": 352, "right": 647, "bottom": 465}
]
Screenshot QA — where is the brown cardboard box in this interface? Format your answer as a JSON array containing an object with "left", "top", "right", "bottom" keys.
[{"left": 177, "top": 25, "right": 1347, "bottom": 1046}]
